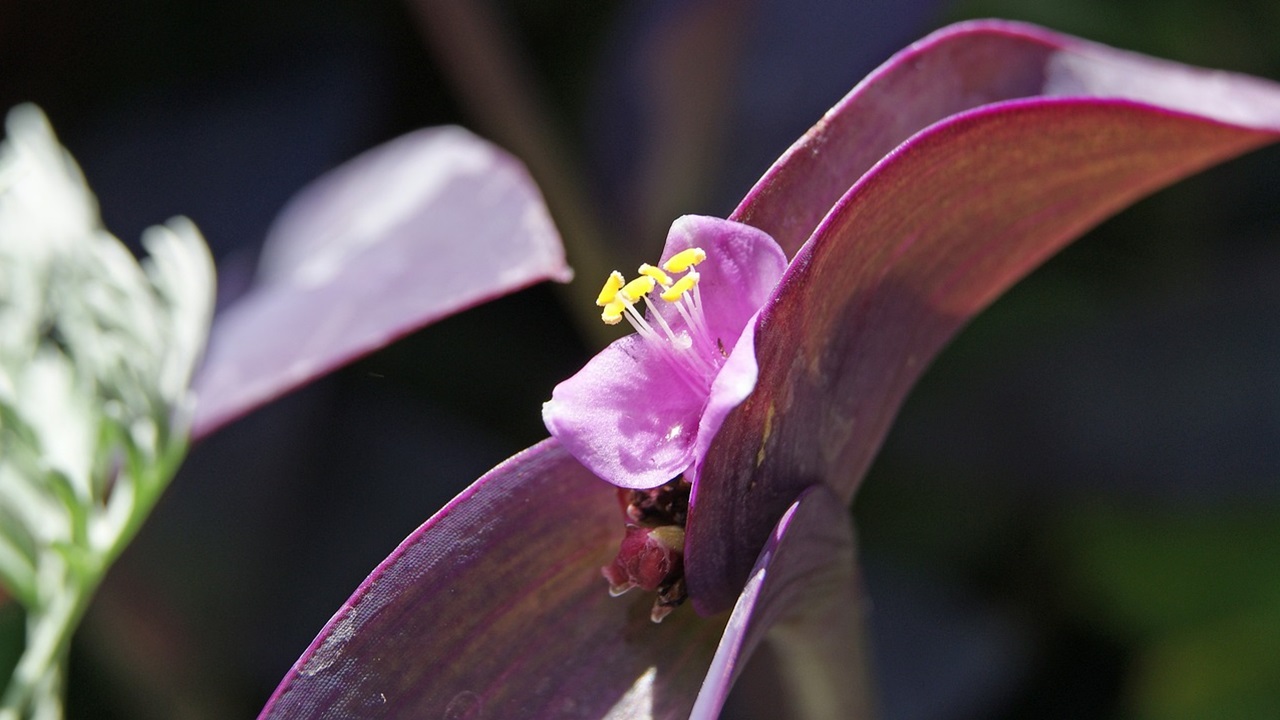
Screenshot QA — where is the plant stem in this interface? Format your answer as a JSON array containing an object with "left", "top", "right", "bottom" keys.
[
  {"left": 0, "top": 449, "right": 179, "bottom": 720},
  {"left": 0, "top": 554, "right": 90, "bottom": 720}
]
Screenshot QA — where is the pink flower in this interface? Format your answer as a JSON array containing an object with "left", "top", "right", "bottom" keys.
[{"left": 543, "top": 215, "right": 786, "bottom": 490}]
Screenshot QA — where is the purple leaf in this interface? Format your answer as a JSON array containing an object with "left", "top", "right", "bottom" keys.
[
  {"left": 190, "top": 126, "right": 571, "bottom": 439},
  {"left": 731, "top": 19, "right": 1280, "bottom": 259},
  {"left": 260, "top": 442, "right": 868, "bottom": 720},
  {"left": 688, "top": 19, "right": 1280, "bottom": 613},
  {"left": 258, "top": 440, "right": 725, "bottom": 719},
  {"left": 691, "top": 484, "right": 871, "bottom": 719}
]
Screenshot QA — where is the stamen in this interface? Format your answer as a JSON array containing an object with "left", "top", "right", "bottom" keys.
[
  {"left": 687, "top": 279, "right": 707, "bottom": 325},
  {"left": 637, "top": 263, "right": 672, "bottom": 287},
  {"left": 659, "top": 271, "right": 699, "bottom": 302},
  {"left": 640, "top": 295, "right": 716, "bottom": 378},
  {"left": 622, "top": 301, "right": 656, "bottom": 337},
  {"left": 669, "top": 305, "right": 714, "bottom": 359},
  {"left": 640, "top": 296, "right": 687, "bottom": 351},
  {"left": 655, "top": 271, "right": 713, "bottom": 356},
  {"left": 601, "top": 300, "right": 625, "bottom": 325},
  {"left": 621, "top": 276, "right": 657, "bottom": 303},
  {"left": 592, "top": 246, "right": 723, "bottom": 392},
  {"left": 597, "top": 271, "right": 626, "bottom": 306},
  {"left": 662, "top": 247, "right": 706, "bottom": 273}
]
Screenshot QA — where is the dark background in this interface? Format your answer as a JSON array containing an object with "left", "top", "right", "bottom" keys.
[{"left": 2, "top": 0, "right": 1279, "bottom": 717}]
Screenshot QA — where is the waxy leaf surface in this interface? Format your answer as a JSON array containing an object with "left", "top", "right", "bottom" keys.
[
  {"left": 260, "top": 442, "right": 866, "bottom": 719},
  {"left": 689, "top": 20, "right": 1280, "bottom": 613},
  {"left": 191, "top": 127, "right": 571, "bottom": 438},
  {"left": 259, "top": 440, "right": 724, "bottom": 719}
]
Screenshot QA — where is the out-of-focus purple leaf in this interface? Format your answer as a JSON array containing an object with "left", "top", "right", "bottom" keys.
[
  {"left": 190, "top": 127, "right": 571, "bottom": 439},
  {"left": 691, "top": 484, "right": 871, "bottom": 719},
  {"left": 258, "top": 440, "right": 725, "bottom": 719},
  {"left": 688, "top": 20, "right": 1280, "bottom": 613}
]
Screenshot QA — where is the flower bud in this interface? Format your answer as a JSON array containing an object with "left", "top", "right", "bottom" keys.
[{"left": 601, "top": 524, "right": 685, "bottom": 597}]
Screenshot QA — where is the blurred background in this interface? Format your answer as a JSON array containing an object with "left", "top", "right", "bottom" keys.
[{"left": 2, "top": 0, "right": 1279, "bottom": 717}]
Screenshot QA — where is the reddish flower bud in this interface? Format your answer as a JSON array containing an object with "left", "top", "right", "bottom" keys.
[{"left": 601, "top": 524, "right": 685, "bottom": 597}]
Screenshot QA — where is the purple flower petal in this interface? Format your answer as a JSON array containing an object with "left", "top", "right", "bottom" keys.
[
  {"left": 691, "top": 317, "right": 761, "bottom": 481},
  {"left": 259, "top": 440, "right": 726, "bottom": 719},
  {"left": 543, "top": 216, "right": 785, "bottom": 489},
  {"left": 191, "top": 126, "right": 571, "bottom": 439},
  {"left": 688, "top": 20, "right": 1280, "bottom": 613},
  {"left": 542, "top": 333, "right": 708, "bottom": 490},
  {"left": 656, "top": 216, "right": 787, "bottom": 349}
]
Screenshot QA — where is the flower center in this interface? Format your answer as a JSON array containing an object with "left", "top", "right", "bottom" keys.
[{"left": 595, "top": 247, "right": 722, "bottom": 389}]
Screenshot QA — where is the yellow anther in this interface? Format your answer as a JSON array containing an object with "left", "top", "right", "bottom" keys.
[
  {"left": 601, "top": 300, "right": 625, "bottom": 325},
  {"left": 660, "top": 271, "right": 699, "bottom": 302},
  {"left": 638, "top": 263, "right": 673, "bottom": 287},
  {"left": 621, "top": 275, "right": 657, "bottom": 303},
  {"left": 662, "top": 247, "right": 706, "bottom": 274},
  {"left": 596, "top": 271, "right": 626, "bottom": 307}
]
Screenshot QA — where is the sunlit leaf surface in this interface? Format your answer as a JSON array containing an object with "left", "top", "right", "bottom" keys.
[
  {"left": 192, "top": 127, "right": 571, "bottom": 438},
  {"left": 687, "top": 20, "right": 1280, "bottom": 612},
  {"left": 259, "top": 441, "right": 723, "bottom": 719}
]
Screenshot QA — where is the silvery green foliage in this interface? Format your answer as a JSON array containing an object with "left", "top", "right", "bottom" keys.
[{"left": 0, "top": 105, "right": 215, "bottom": 719}]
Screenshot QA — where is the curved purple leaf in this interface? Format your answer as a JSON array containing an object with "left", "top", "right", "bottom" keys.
[
  {"left": 259, "top": 440, "right": 725, "bottom": 719},
  {"left": 691, "top": 484, "right": 871, "bottom": 719},
  {"left": 191, "top": 126, "right": 571, "bottom": 439},
  {"left": 688, "top": 20, "right": 1280, "bottom": 613},
  {"left": 731, "top": 19, "right": 1280, "bottom": 258}
]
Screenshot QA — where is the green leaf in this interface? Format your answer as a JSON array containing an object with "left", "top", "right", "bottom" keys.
[
  {"left": 1055, "top": 506, "right": 1280, "bottom": 637},
  {"left": 0, "top": 104, "right": 214, "bottom": 719}
]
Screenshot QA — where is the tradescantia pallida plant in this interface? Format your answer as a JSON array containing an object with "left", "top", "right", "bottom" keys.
[{"left": 260, "top": 20, "right": 1280, "bottom": 719}]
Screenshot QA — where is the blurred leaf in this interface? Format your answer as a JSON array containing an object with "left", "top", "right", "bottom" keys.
[
  {"left": 0, "top": 104, "right": 215, "bottom": 718},
  {"left": 1055, "top": 507, "right": 1280, "bottom": 637},
  {"left": 1054, "top": 506, "right": 1280, "bottom": 719},
  {"left": 1131, "top": 604, "right": 1280, "bottom": 720},
  {"left": 191, "top": 126, "right": 572, "bottom": 439}
]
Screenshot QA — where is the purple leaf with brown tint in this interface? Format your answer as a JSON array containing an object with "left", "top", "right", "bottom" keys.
[
  {"left": 262, "top": 20, "right": 1280, "bottom": 717},
  {"left": 688, "top": 19, "right": 1280, "bottom": 613},
  {"left": 259, "top": 441, "right": 727, "bottom": 719},
  {"left": 190, "top": 126, "right": 571, "bottom": 439},
  {"left": 259, "top": 443, "right": 866, "bottom": 719}
]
